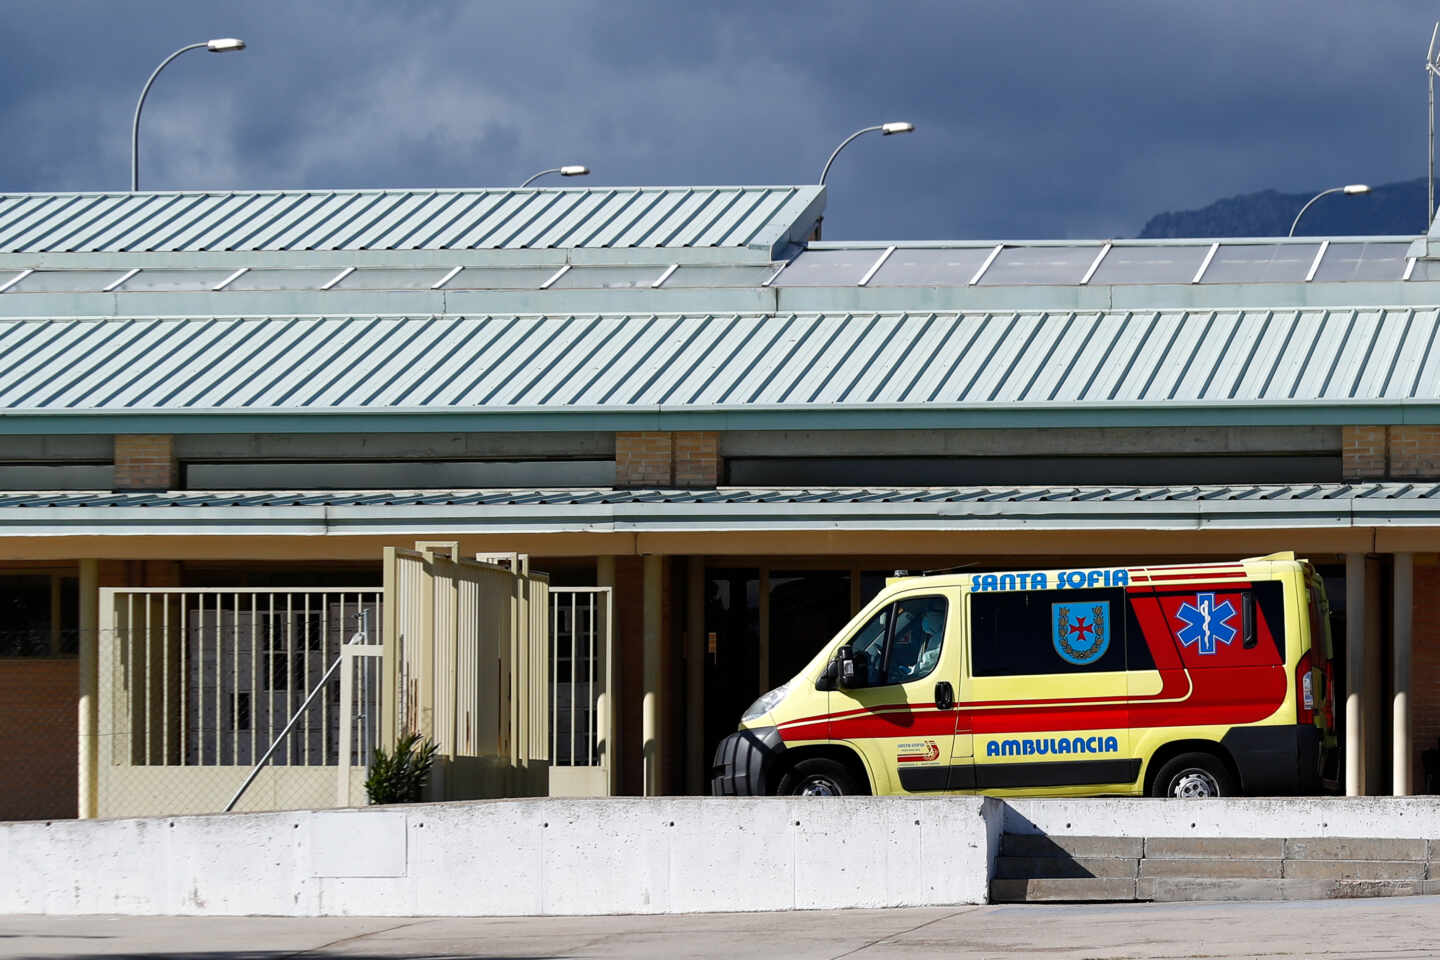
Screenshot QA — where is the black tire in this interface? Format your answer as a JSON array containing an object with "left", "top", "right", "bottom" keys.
[
  {"left": 776, "top": 757, "right": 863, "bottom": 796},
  {"left": 1150, "top": 752, "right": 1237, "bottom": 798}
]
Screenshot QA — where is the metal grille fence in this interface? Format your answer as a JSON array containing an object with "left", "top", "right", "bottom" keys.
[{"left": 97, "top": 589, "right": 381, "bottom": 817}]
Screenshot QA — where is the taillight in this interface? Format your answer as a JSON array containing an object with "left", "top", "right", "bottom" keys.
[{"left": 1296, "top": 650, "right": 1315, "bottom": 725}]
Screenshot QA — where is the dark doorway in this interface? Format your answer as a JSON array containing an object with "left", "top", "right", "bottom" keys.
[
  {"left": 703, "top": 569, "right": 760, "bottom": 773},
  {"left": 767, "top": 570, "right": 853, "bottom": 684}
]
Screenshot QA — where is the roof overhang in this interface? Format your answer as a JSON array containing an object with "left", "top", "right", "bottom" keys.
[{"left": 2, "top": 484, "right": 1437, "bottom": 537}]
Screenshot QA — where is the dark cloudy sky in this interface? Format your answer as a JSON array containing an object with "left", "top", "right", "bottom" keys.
[{"left": 2, "top": 1, "right": 1435, "bottom": 240}]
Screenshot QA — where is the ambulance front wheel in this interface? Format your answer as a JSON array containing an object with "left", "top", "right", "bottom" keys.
[
  {"left": 1150, "top": 752, "right": 1237, "bottom": 798},
  {"left": 777, "top": 758, "right": 862, "bottom": 796}
]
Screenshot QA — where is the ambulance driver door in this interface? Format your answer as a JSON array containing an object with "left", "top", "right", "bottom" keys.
[{"left": 827, "top": 590, "right": 966, "bottom": 794}]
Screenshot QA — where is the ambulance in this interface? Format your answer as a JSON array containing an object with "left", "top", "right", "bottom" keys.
[{"left": 711, "top": 553, "right": 1336, "bottom": 799}]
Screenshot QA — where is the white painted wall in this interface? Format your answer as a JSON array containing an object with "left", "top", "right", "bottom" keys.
[
  {"left": 1004, "top": 797, "right": 1440, "bottom": 839},
  {"left": 0, "top": 796, "right": 994, "bottom": 917}
]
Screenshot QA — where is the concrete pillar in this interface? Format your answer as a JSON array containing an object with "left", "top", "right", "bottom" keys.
[
  {"left": 642, "top": 554, "right": 663, "bottom": 796},
  {"left": 76, "top": 559, "right": 99, "bottom": 819},
  {"left": 596, "top": 557, "right": 618, "bottom": 795},
  {"left": 1345, "top": 552, "right": 1366, "bottom": 796},
  {"left": 686, "top": 557, "right": 705, "bottom": 795},
  {"left": 1394, "top": 552, "right": 1414, "bottom": 796}
]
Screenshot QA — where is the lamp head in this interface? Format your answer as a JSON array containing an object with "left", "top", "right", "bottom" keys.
[
  {"left": 558, "top": 165, "right": 590, "bottom": 177},
  {"left": 880, "top": 122, "right": 915, "bottom": 135},
  {"left": 207, "top": 38, "right": 246, "bottom": 52},
  {"left": 1343, "top": 184, "right": 1371, "bottom": 195}
]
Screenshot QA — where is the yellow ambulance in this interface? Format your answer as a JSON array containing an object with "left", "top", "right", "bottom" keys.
[{"left": 711, "top": 553, "right": 1335, "bottom": 798}]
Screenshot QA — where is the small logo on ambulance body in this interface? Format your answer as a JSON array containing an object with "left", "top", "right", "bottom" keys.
[
  {"left": 1176, "top": 592, "right": 1237, "bottom": 655},
  {"left": 897, "top": 740, "right": 941, "bottom": 763},
  {"left": 1052, "top": 602, "right": 1110, "bottom": 665}
]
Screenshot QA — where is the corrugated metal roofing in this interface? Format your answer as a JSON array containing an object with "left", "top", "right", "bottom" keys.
[
  {"left": 4, "top": 308, "right": 1440, "bottom": 414},
  {"left": 0, "top": 186, "right": 821, "bottom": 255},
  {"left": 2, "top": 483, "right": 1437, "bottom": 536},
  {"left": 0, "top": 483, "right": 1433, "bottom": 508}
]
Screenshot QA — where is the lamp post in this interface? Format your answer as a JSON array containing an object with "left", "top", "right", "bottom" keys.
[
  {"left": 1428, "top": 23, "right": 1440, "bottom": 220},
  {"left": 520, "top": 165, "right": 590, "bottom": 187},
  {"left": 131, "top": 38, "right": 246, "bottom": 192},
  {"left": 1288, "top": 184, "right": 1371, "bottom": 236},
  {"left": 813, "top": 122, "right": 915, "bottom": 239}
]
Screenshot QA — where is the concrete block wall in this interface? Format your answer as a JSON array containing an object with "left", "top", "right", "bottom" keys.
[
  {"left": 112, "top": 435, "right": 177, "bottom": 491},
  {"left": 0, "top": 797, "right": 994, "bottom": 916},
  {"left": 1002, "top": 797, "right": 1440, "bottom": 839}
]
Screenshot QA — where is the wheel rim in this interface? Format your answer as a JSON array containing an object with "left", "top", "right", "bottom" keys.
[
  {"left": 797, "top": 775, "right": 843, "bottom": 796},
  {"left": 1169, "top": 769, "right": 1220, "bottom": 798}
]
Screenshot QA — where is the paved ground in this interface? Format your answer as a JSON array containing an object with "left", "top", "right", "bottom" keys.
[{"left": 5, "top": 897, "right": 1440, "bottom": 959}]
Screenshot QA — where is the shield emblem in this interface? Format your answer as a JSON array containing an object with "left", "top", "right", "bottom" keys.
[{"left": 1052, "top": 601, "right": 1110, "bottom": 665}]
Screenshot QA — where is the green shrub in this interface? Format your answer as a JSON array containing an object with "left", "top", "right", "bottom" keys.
[{"left": 365, "top": 731, "right": 439, "bottom": 804}]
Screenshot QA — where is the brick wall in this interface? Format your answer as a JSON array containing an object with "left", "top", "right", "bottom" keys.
[
  {"left": 113, "top": 435, "right": 177, "bottom": 490},
  {"left": 673, "top": 432, "right": 719, "bottom": 487},
  {"left": 615, "top": 432, "right": 720, "bottom": 488},
  {"left": 1343, "top": 425, "right": 1440, "bottom": 481},
  {"left": 1342, "top": 426, "right": 1387, "bottom": 480},
  {"left": 1391, "top": 427, "right": 1440, "bottom": 479},
  {"left": 615, "top": 432, "right": 673, "bottom": 488},
  {"left": 0, "top": 658, "right": 77, "bottom": 820}
]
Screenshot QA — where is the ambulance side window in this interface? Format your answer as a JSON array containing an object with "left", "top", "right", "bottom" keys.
[
  {"left": 970, "top": 587, "right": 1126, "bottom": 676},
  {"left": 843, "top": 595, "right": 947, "bottom": 688}
]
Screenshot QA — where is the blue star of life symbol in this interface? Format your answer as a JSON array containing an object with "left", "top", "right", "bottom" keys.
[{"left": 1175, "top": 592, "right": 1237, "bottom": 655}]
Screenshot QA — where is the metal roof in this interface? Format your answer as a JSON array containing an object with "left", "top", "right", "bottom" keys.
[
  {"left": 0, "top": 186, "right": 823, "bottom": 258},
  {"left": 0, "top": 238, "right": 1416, "bottom": 296},
  {"left": 1, "top": 483, "right": 1436, "bottom": 535},
  {"left": 5, "top": 308, "right": 1440, "bottom": 432}
]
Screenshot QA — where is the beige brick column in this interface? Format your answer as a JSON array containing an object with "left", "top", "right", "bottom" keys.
[
  {"left": 616, "top": 432, "right": 674, "bottom": 487},
  {"left": 1342, "top": 426, "right": 1387, "bottom": 480},
  {"left": 113, "top": 435, "right": 178, "bottom": 490},
  {"left": 674, "top": 432, "right": 720, "bottom": 487},
  {"left": 1389, "top": 426, "right": 1440, "bottom": 479}
]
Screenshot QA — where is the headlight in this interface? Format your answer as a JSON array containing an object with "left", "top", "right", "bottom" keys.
[{"left": 741, "top": 680, "right": 792, "bottom": 723}]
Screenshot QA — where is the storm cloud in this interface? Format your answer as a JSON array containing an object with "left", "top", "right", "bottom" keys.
[{"left": 1, "top": 0, "right": 1433, "bottom": 240}]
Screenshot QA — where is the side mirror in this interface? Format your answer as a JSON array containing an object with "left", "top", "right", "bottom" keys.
[
  {"left": 816, "top": 658, "right": 838, "bottom": 691},
  {"left": 836, "top": 644, "right": 859, "bottom": 689}
]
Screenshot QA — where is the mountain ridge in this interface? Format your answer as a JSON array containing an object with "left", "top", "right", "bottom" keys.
[{"left": 1137, "top": 177, "right": 1431, "bottom": 239}]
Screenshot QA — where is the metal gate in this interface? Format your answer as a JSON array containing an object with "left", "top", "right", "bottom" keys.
[{"left": 547, "top": 587, "right": 615, "bottom": 796}]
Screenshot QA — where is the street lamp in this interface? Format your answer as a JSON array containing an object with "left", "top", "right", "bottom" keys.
[
  {"left": 1288, "top": 184, "right": 1371, "bottom": 236},
  {"left": 818, "top": 122, "right": 915, "bottom": 186},
  {"left": 812, "top": 122, "right": 914, "bottom": 240},
  {"left": 131, "top": 38, "right": 246, "bottom": 191},
  {"left": 520, "top": 165, "right": 590, "bottom": 187}
]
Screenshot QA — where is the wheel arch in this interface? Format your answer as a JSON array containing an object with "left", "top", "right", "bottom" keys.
[
  {"left": 1142, "top": 739, "right": 1240, "bottom": 795},
  {"left": 772, "top": 743, "right": 874, "bottom": 795}
]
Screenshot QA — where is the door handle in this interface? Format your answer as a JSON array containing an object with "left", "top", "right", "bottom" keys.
[{"left": 934, "top": 680, "right": 955, "bottom": 711}]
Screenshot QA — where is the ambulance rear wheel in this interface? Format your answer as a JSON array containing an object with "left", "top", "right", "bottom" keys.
[
  {"left": 1151, "top": 753, "right": 1236, "bottom": 798},
  {"left": 777, "top": 758, "right": 860, "bottom": 796}
]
